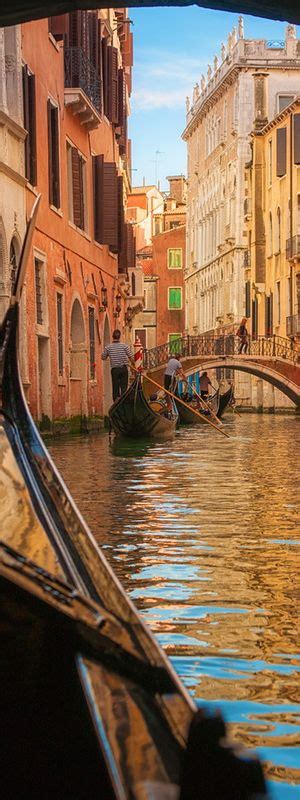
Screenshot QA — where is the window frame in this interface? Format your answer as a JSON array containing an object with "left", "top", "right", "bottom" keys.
[
  {"left": 167, "top": 247, "right": 182, "bottom": 269},
  {"left": 56, "top": 292, "right": 64, "bottom": 377},
  {"left": 168, "top": 286, "right": 183, "bottom": 310},
  {"left": 47, "top": 97, "right": 60, "bottom": 210}
]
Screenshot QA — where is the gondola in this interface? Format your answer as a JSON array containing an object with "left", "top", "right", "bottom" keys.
[
  {"left": 109, "top": 373, "right": 178, "bottom": 438},
  {"left": 177, "top": 386, "right": 220, "bottom": 426},
  {"left": 218, "top": 385, "right": 234, "bottom": 418},
  {"left": 0, "top": 198, "right": 267, "bottom": 800}
]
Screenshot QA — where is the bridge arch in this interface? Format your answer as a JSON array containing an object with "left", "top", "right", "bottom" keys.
[{"left": 183, "top": 357, "right": 300, "bottom": 406}]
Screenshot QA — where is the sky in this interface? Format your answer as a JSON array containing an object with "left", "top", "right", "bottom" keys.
[{"left": 128, "top": 6, "right": 293, "bottom": 190}]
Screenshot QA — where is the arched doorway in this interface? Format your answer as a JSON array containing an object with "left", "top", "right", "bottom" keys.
[
  {"left": 103, "top": 314, "right": 112, "bottom": 416},
  {"left": 70, "top": 298, "right": 87, "bottom": 416}
]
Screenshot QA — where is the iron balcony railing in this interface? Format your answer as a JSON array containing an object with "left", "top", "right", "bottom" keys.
[
  {"left": 286, "top": 235, "right": 300, "bottom": 259},
  {"left": 286, "top": 313, "right": 300, "bottom": 337},
  {"left": 64, "top": 47, "right": 101, "bottom": 113},
  {"left": 143, "top": 333, "right": 298, "bottom": 369}
]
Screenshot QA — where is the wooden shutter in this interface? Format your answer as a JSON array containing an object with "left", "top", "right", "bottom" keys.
[
  {"left": 126, "top": 223, "right": 135, "bottom": 270},
  {"left": 28, "top": 74, "right": 37, "bottom": 185},
  {"left": 102, "top": 36, "right": 108, "bottom": 117},
  {"left": 252, "top": 297, "right": 258, "bottom": 338},
  {"left": 47, "top": 99, "right": 53, "bottom": 205},
  {"left": 88, "top": 11, "right": 98, "bottom": 74},
  {"left": 49, "top": 14, "right": 69, "bottom": 41},
  {"left": 119, "top": 220, "right": 127, "bottom": 273},
  {"left": 93, "top": 154, "right": 103, "bottom": 243},
  {"left": 23, "top": 66, "right": 30, "bottom": 180},
  {"left": 72, "top": 147, "right": 82, "bottom": 227},
  {"left": 117, "top": 175, "right": 124, "bottom": 254},
  {"left": 108, "top": 46, "right": 119, "bottom": 124},
  {"left": 245, "top": 280, "right": 250, "bottom": 319},
  {"left": 294, "top": 114, "right": 300, "bottom": 165},
  {"left": 118, "top": 68, "right": 125, "bottom": 128},
  {"left": 52, "top": 106, "right": 60, "bottom": 208},
  {"left": 276, "top": 127, "right": 287, "bottom": 177},
  {"left": 102, "top": 162, "right": 118, "bottom": 250}
]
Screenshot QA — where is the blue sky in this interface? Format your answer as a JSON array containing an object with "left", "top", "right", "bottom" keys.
[{"left": 129, "top": 7, "right": 293, "bottom": 190}]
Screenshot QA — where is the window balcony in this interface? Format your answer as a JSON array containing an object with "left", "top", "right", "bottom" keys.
[
  {"left": 64, "top": 47, "right": 101, "bottom": 129},
  {"left": 286, "top": 313, "right": 300, "bottom": 336},
  {"left": 286, "top": 235, "right": 300, "bottom": 260}
]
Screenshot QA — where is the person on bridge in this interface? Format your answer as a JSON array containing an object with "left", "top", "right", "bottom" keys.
[
  {"left": 236, "top": 317, "right": 248, "bottom": 354},
  {"left": 199, "top": 371, "right": 212, "bottom": 400},
  {"left": 101, "top": 330, "right": 135, "bottom": 401},
  {"left": 164, "top": 353, "right": 186, "bottom": 392}
]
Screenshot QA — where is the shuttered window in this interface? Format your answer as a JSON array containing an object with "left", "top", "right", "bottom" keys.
[
  {"left": 108, "top": 46, "right": 119, "bottom": 124},
  {"left": 276, "top": 127, "right": 287, "bottom": 178},
  {"left": 67, "top": 142, "right": 86, "bottom": 231},
  {"left": 168, "top": 287, "right": 182, "bottom": 310},
  {"left": 251, "top": 297, "right": 258, "bottom": 338},
  {"left": 294, "top": 114, "right": 300, "bottom": 165},
  {"left": 56, "top": 293, "right": 64, "bottom": 375},
  {"left": 265, "top": 294, "right": 273, "bottom": 336},
  {"left": 93, "top": 153, "right": 103, "bottom": 243},
  {"left": 88, "top": 307, "right": 95, "bottom": 379},
  {"left": 102, "top": 37, "right": 108, "bottom": 117},
  {"left": 22, "top": 65, "right": 37, "bottom": 185},
  {"left": 117, "top": 175, "right": 124, "bottom": 255},
  {"left": 168, "top": 248, "right": 182, "bottom": 268},
  {"left": 92, "top": 156, "right": 118, "bottom": 251},
  {"left": 35, "top": 259, "right": 44, "bottom": 325},
  {"left": 245, "top": 280, "right": 251, "bottom": 319},
  {"left": 47, "top": 99, "right": 60, "bottom": 208}
]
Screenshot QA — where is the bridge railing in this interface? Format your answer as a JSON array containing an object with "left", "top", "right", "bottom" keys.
[{"left": 143, "top": 333, "right": 298, "bottom": 370}]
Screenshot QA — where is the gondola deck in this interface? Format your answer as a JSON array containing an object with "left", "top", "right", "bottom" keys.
[{"left": 109, "top": 374, "right": 178, "bottom": 438}]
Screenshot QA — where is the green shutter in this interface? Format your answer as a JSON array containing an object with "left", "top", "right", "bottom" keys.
[
  {"left": 168, "top": 287, "right": 182, "bottom": 309},
  {"left": 168, "top": 248, "right": 182, "bottom": 268}
]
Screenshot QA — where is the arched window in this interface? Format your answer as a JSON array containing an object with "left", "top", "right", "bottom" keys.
[
  {"left": 131, "top": 272, "right": 136, "bottom": 296},
  {"left": 9, "top": 239, "right": 18, "bottom": 292},
  {"left": 276, "top": 207, "right": 281, "bottom": 253},
  {"left": 269, "top": 212, "right": 273, "bottom": 256}
]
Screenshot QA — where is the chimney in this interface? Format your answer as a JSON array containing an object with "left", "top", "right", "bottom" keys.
[{"left": 253, "top": 72, "right": 268, "bottom": 131}]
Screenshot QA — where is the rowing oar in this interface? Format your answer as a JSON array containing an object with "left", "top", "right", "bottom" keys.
[
  {"left": 142, "top": 373, "right": 230, "bottom": 439},
  {"left": 191, "top": 382, "right": 222, "bottom": 426}
]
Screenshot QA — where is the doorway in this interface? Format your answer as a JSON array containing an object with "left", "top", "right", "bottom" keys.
[{"left": 70, "top": 298, "right": 87, "bottom": 416}]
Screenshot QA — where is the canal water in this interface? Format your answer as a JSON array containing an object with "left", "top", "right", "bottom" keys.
[{"left": 49, "top": 414, "right": 300, "bottom": 800}]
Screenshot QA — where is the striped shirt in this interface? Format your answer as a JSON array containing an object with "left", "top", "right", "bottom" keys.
[{"left": 101, "top": 342, "right": 132, "bottom": 368}]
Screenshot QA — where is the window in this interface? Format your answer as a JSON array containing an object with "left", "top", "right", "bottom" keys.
[
  {"left": 278, "top": 95, "right": 295, "bottom": 113},
  {"left": 47, "top": 99, "right": 60, "bottom": 208},
  {"left": 276, "top": 281, "right": 281, "bottom": 325},
  {"left": 268, "top": 212, "right": 273, "bottom": 256},
  {"left": 67, "top": 142, "right": 87, "bottom": 232},
  {"left": 276, "top": 207, "right": 281, "bottom": 253},
  {"left": 268, "top": 139, "right": 272, "bottom": 185},
  {"left": 276, "top": 127, "right": 287, "bottom": 178},
  {"left": 168, "top": 248, "right": 182, "bottom": 269},
  {"left": 294, "top": 114, "right": 300, "bottom": 165},
  {"left": 168, "top": 287, "right": 182, "bottom": 309},
  {"left": 23, "top": 65, "right": 36, "bottom": 185},
  {"left": 92, "top": 155, "right": 118, "bottom": 250},
  {"left": 134, "top": 329, "right": 146, "bottom": 349},
  {"left": 35, "top": 259, "right": 44, "bottom": 325},
  {"left": 168, "top": 333, "right": 181, "bottom": 354},
  {"left": 88, "top": 307, "right": 95, "bottom": 379},
  {"left": 131, "top": 272, "right": 136, "bottom": 296},
  {"left": 56, "top": 293, "right": 64, "bottom": 375},
  {"left": 245, "top": 281, "right": 251, "bottom": 319}
]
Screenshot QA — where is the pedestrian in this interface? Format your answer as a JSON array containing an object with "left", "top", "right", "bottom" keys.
[
  {"left": 164, "top": 352, "right": 185, "bottom": 392},
  {"left": 101, "top": 330, "right": 135, "bottom": 401},
  {"left": 236, "top": 317, "right": 248, "bottom": 354},
  {"left": 199, "top": 371, "right": 212, "bottom": 400}
]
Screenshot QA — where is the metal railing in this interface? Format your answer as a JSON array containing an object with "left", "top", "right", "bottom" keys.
[
  {"left": 286, "top": 313, "right": 300, "bottom": 337},
  {"left": 286, "top": 235, "right": 300, "bottom": 259},
  {"left": 143, "top": 333, "right": 298, "bottom": 370},
  {"left": 64, "top": 47, "right": 101, "bottom": 113}
]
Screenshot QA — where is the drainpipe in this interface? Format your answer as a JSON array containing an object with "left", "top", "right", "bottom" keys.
[{"left": 290, "top": 113, "right": 293, "bottom": 320}]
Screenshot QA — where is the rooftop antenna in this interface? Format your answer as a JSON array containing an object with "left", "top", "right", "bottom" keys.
[{"left": 150, "top": 150, "right": 164, "bottom": 187}]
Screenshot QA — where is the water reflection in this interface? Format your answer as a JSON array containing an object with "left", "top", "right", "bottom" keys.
[{"left": 49, "top": 414, "right": 300, "bottom": 799}]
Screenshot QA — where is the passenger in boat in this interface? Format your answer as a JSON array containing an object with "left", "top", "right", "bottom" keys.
[
  {"left": 199, "top": 371, "right": 212, "bottom": 400},
  {"left": 101, "top": 330, "right": 135, "bottom": 401},
  {"left": 236, "top": 317, "right": 248, "bottom": 353}
]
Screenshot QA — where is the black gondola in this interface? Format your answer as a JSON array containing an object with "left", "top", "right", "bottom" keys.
[
  {"left": 177, "top": 387, "right": 220, "bottom": 426},
  {"left": 218, "top": 385, "right": 234, "bottom": 418},
  {"left": 0, "top": 199, "right": 267, "bottom": 800},
  {"left": 109, "top": 373, "right": 178, "bottom": 438}
]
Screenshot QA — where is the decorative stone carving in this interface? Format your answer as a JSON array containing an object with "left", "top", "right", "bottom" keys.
[
  {"left": 286, "top": 24, "right": 296, "bottom": 40},
  {"left": 201, "top": 74, "right": 206, "bottom": 92},
  {"left": 186, "top": 96, "right": 190, "bottom": 112},
  {"left": 232, "top": 27, "right": 237, "bottom": 47},
  {"left": 227, "top": 32, "right": 232, "bottom": 52},
  {"left": 207, "top": 64, "right": 212, "bottom": 81},
  {"left": 214, "top": 55, "right": 219, "bottom": 72},
  {"left": 238, "top": 16, "right": 244, "bottom": 39},
  {"left": 193, "top": 83, "right": 199, "bottom": 103},
  {"left": 5, "top": 55, "right": 16, "bottom": 72},
  {"left": 221, "top": 42, "right": 226, "bottom": 61}
]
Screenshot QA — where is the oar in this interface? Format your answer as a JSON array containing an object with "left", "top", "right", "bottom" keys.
[
  {"left": 144, "top": 373, "right": 230, "bottom": 439},
  {"left": 190, "top": 382, "right": 222, "bottom": 426}
]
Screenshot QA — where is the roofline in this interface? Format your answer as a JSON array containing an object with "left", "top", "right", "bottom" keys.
[{"left": 253, "top": 96, "right": 300, "bottom": 136}]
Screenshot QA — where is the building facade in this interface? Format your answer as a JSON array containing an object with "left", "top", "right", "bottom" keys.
[
  {"left": 183, "top": 19, "right": 300, "bottom": 406},
  {"left": 245, "top": 92, "right": 300, "bottom": 409},
  {"left": 20, "top": 9, "right": 135, "bottom": 427}
]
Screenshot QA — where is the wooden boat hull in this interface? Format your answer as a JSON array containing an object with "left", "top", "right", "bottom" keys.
[
  {"left": 178, "top": 391, "right": 219, "bottom": 425},
  {"left": 218, "top": 386, "right": 234, "bottom": 418},
  {"left": 109, "top": 375, "right": 178, "bottom": 438}
]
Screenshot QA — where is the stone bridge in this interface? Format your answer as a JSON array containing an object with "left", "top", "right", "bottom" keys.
[{"left": 144, "top": 334, "right": 300, "bottom": 407}]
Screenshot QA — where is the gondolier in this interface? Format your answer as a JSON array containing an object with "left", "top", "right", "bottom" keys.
[
  {"left": 164, "top": 352, "right": 186, "bottom": 391},
  {"left": 101, "top": 330, "right": 134, "bottom": 401}
]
